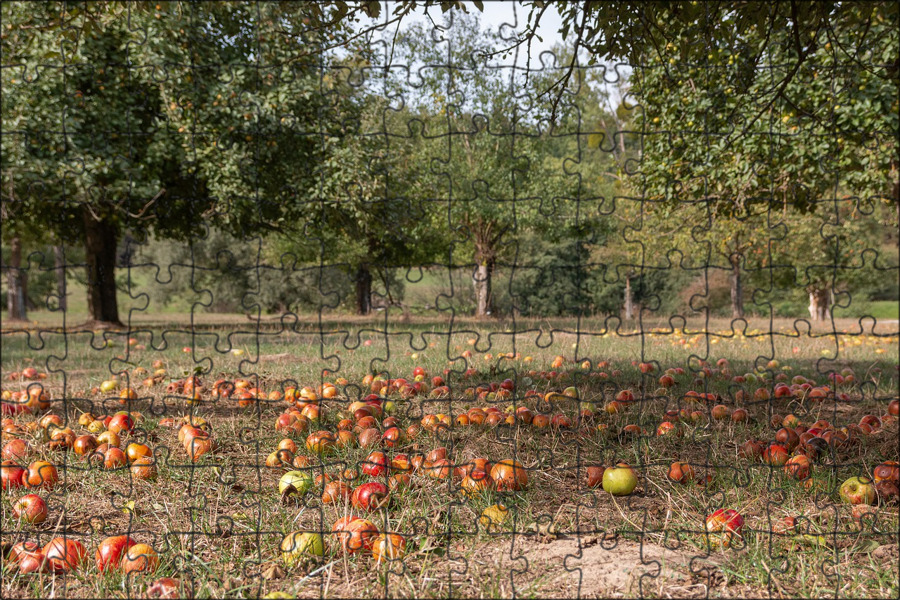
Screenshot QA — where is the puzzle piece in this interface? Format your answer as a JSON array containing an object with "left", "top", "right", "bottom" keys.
[{"left": 2, "top": 2, "right": 898, "bottom": 599}]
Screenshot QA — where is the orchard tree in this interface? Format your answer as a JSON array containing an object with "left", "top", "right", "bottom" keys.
[
  {"left": 271, "top": 84, "right": 440, "bottom": 316},
  {"left": 624, "top": 2, "right": 897, "bottom": 320},
  {"left": 389, "top": 13, "right": 584, "bottom": 317},
  {"left": 1, "top": 2, "right": 350, "bottom": 325},
  {"left": 750, "top": 200, "right": 886, "bottom": 320}
]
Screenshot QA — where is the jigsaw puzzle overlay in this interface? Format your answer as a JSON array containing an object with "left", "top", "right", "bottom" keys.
[{"left": 1, "top": 2, "right": 898, "bottom": 599}]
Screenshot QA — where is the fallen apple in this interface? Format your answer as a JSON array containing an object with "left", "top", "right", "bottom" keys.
[
  {"left": 279, "top": 471, "right": 313, "bottom": 496},
  {"left": 705, "top": 508, "right": 744, "bottom": 548},
  {"left": 13, "top": 493, "right": 48, "bottom": 523},
  {"left": 281, "top": 531, "right": 325, "bottom": 564},
  {"left": 602, "top": 463, "right": 638, "bottom": 496},
  {"left": 479, "top": 504, "right": 510, "bottom": 532},
  {"left": 122, "top": 543, "right": 159, "bottom": 574},
  {"left": 96, "top": 535, "right": 137, "bottom": 571},
  {"left": 839, "top": 476, "right": 876, "bottom": 505}
]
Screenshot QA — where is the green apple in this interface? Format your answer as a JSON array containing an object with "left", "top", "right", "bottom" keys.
[
  {"left": 602, "top": 464, "right": 638, "bottom": 496},
  {"left": 278, "top": 471, "right": 313, "bottom": 496},
  {"left": 839, "top": 476, "right": 876, "bottom": 505},
  {"left": 383, "top": 401, "right": 395, "bottom": 415},
  {"left": 281, "top": 531, "right": 325, "bottom": 564}
]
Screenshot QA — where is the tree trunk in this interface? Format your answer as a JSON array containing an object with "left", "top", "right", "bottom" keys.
[
  {"left": 473, "top": 260, "right": 494, "bottom": 317},
  {"left": 808, "top": 288, "right": 830, "bottom": 321},
  {"left": 83, "top": 211, "right": 122, "bottom": 326},
  {"left": 355, "top": 265, "right": 372, "bottom": 315},
  {"left": 54, "top": 245, "right": 67, "bottom": 311},
  {"left": 624, "top": 275, "right": 634, "bottom": 320},
  {"left": 730, "top": 257, "right": 744, "bottom": 319},
  {"left": 6, "top": 236, "right": 27, "bottom": 321}
]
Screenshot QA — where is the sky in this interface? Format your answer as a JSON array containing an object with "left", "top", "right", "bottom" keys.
[
  {"left": 370, "top": 1, "right": 626, "bottom": 106},
  {"left": 379, "top": 0, "right": 565, "bottom": 66}
]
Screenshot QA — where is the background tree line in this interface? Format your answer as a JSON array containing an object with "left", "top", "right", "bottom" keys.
[{"left": 2, "top": 2, "right": 897, "bottom": 325}]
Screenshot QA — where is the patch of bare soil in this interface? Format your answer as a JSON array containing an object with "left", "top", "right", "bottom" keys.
[
  {"left": 522, "top": 535, "right": 712, "bottom": 598},
  {"left": 440, "top": 535, "right": 726, "bottom": 599}
]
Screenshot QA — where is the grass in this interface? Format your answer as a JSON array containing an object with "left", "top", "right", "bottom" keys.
[{"left": 0, "top": 313, "right": 898, "bottom": 598}]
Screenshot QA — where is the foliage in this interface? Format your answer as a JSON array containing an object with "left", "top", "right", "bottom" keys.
[{"left": 137, "top": 230, "right": 356, "bottom": 314}]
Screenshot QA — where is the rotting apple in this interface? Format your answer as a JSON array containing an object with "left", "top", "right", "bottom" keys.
[
  {"left": 131, "top": 456, "right": 158, "bottom": 481},
  {"left": 281, "top": 531, "right": 325, "bottom": 564},
  {"left": 583, "top": 466, "right": 605, "bottom": 488},
  {"left": 667, "top": 462, "right": 694, "bottom": 484},
  {"left": 371, "top": 533, "right": 406, "bottom": 563},
  {"left": 873, "top": 461, "right": 899, "bottom": 484},
  {"left": 479, "top": 504, "right": 510, "bottom": 532},
  {"left": 705, "top": 509, "right": 744, "bottom": 548},
  {"left": 490, "top": 459, "right": 528, "bottom": 491},
  {"left": 351, "top": 481, "right": 389, "bottom": 511}
]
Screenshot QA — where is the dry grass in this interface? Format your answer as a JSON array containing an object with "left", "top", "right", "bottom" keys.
[{"left": 1, "top": 315, "right": 898, "bottom": 598}]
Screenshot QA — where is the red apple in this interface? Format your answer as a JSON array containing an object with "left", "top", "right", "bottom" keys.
[
  {"left": 372, "top": 533, "right": 406, "bottom": 563},
  {"left": 711, "top": 405, "right": 730, "bottom": 420},
  {"left": 361, "top": 451, "right": 388, "bottom": 477},
  {"left": 888, "top": 399, "right": 899, "bottom": 417},
  {"left": 2, "top": 438, "right": 30, "bottom": 461},
  {"left": 147, "top": 577, "right": 186, "bottom": 599},
  {"left": 1, "top": 459, "right": 26, "bottom": 490},
  {"left": 9, "top": 541, "right": 40, "bottom": 565},
  {"left": 333, "top": 517, "right": 378, "bottom": 554},
  {"left": 667, "top": 461, "right": 694, "bottom": 484},
  {"left": 43, "top": 537, "right": 87, "bottom": 571},
  {"left": 490, "top": 459, "right": 528, "bottom": 491},
  {"left": 95, "top": 535, "right": 137, "bottom": 571},
  {"left": 13, "top": 493, "right": 48, "bottom": 523},
  {"left": 18, "top": 549, "right": 49, "bottom": 574},
  {"left": 108, "top": 413, "right": 135, "bottom": 435},
  {"left": 122, "top": 543, "right": 159, "bottom": 574},
  {"left": 762, "top": 444, "right": 789, "bottom": 466},
  {"left": 24, "top": 460, "right": 58, "bottom": 489},
  {"left": 784, "top": 455, "right": 811, "bottom": 480},
  {"left": 730, "top": 408, "right": 748, "bottom": 423},
  {"left": 705, "top": 508, "right": 744, "bottom": 548},
  {"left": 351, "top": 481, "right": 389, "bottom": 511}
]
